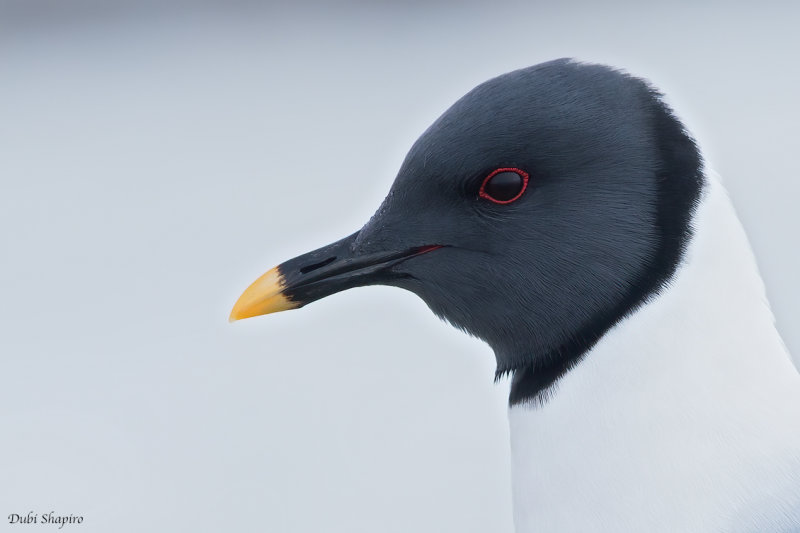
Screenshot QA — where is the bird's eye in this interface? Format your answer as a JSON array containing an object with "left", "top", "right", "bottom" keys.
[{"left": 479, "top": 168, "right": 529, "bottom": 204}]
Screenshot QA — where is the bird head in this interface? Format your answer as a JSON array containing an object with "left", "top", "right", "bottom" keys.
[{"left": 230, "top": 59, "right": 703, "bottom": 404}]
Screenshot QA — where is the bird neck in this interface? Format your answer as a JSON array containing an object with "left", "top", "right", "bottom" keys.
[{"left": 507, "top": 173, "right": 800, "bottom": 532}]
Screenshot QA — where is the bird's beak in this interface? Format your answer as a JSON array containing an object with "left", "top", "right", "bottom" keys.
[
  {"left": 228, "top": 266, "right": 299, "bottom": 321},
  {"left": 229, "top": 232, "right": 442, "bottom": 322}
]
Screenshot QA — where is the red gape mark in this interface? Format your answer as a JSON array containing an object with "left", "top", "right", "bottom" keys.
[
  {"left": 413, "top": 245, "right": 444, "bottom": 255},
  {"left": 479, "top": 167, "right": 530, "bottom": 205}
]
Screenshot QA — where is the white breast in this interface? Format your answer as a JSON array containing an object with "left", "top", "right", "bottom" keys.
[{"left": 509, "top": 172, "right": 800, "bottom": 532}]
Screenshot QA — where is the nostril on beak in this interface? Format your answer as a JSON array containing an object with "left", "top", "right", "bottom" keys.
[{"left": 299, "top": 256, "right": 337, "bottom": 275}]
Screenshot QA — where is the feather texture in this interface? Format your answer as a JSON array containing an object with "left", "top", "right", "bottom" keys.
[{"left": 509, "top": 172, "right": 800, "bottom": 532}]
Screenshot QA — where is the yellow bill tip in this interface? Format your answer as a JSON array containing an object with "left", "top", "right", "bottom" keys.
[{"left": 229, "top": 266, "right": 299, "bottom": 322}]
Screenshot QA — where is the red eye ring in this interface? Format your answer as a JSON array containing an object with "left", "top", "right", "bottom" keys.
[{"left": 478, "top": 167, "right": 529, "bottom": 204}]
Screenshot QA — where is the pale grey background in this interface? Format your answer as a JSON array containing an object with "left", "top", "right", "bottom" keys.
[{"left": 1, "top": 1, "right": 798, "bottom": 532}]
